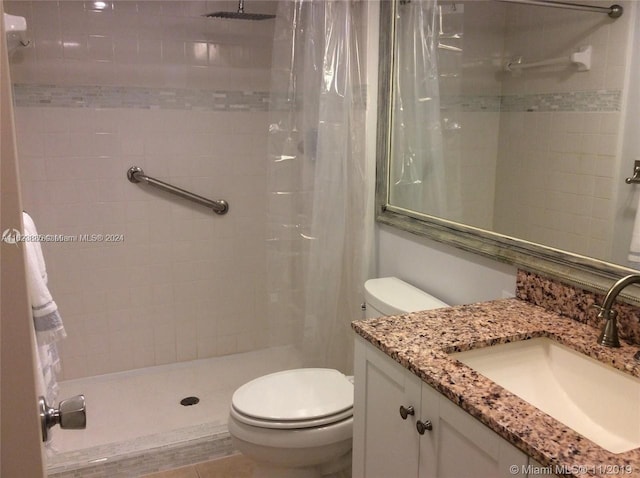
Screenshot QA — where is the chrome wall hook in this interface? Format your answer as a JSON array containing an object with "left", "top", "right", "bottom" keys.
[{"left": 625, "top": 160, "right": 640, "bottom": 184}]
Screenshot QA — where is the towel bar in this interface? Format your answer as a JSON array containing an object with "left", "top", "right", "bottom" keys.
[
  {"left": 504, "top": 45, "right": 591, "bottom": 74},
  {"left": 126, "top": 166, "right": 229, "bottom": 215}
]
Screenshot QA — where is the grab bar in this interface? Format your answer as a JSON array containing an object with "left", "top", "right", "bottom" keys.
[
  {"left": 504, "top": 45, "right": 591, "bottom": 74},
  {"left": 126, "top": 166, "right": 229, "bottom": 215}
]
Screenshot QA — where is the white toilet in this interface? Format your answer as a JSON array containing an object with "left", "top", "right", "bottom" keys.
[{"left": 227, "top": 277, "right": 448, "bottom": 478}]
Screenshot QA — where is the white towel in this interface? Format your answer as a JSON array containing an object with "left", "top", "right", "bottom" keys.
[
  {"left": 629, "top": 195, "right": 640, "bottom": 263},
  {"left": 22, "top": 212, "right": 66, "bottom": 406}
]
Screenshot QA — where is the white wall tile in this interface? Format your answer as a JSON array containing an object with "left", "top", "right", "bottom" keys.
[
  {"left": 492, "top": 0, "right": 630, "bottom": 260},
  {"left": 9, "top": 0, "right": 275, "bottom": 90},
  {"left": 15, "top": 103, "right": 271, "bottom": 380},
  {"left": 155, "top": 342, "right": 177, "bottom": 365},
  {"left": 88, "top": 34, "right": 115, "bottom": 61}
]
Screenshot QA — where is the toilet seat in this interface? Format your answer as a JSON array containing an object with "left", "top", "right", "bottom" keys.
[
  {"left": 231, "top": 405, "right": 353, "bottom": 429},
  {"left": 231, "top": 368, "right": 354, "bottom": 430}
]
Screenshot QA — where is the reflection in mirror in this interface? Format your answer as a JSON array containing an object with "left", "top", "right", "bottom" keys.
[{"left": 387, "top": 0, "right": 637, "bottom": 268}]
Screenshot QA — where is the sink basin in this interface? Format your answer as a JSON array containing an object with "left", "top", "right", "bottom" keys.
[{"left": 450, "top": 337, "right": 640, "bottom": 454}]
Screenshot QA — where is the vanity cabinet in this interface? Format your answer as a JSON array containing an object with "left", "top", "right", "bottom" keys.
[{"left": 353, "top": 336, "right": 529, "bottom": 478}]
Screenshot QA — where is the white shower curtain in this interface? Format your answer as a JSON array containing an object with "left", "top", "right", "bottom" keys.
[
  {"left": 265, "top": 0, "right": 369, "bottom": 372},
  {"left": 389, "top": 0, "right": 461, "bottom": 219}
]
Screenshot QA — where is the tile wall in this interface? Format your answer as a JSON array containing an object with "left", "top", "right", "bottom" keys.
[
  {"left": 6, "top": 0, "right": 276, "bottom": 90},
  {"left": 407, "top": 0, "right": 506, "bottom": 230},
  {"left": 424, "top": 0, "right": 632, "bottom": 259},
  {"left": 493, "top": 0, "right": 632, "bottom": 259},
  {"left": 7, "top": 0, "right": 279, "bottom": 379}
]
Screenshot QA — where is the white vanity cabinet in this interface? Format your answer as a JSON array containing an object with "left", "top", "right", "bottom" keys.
[{"left": 353, "top": 336, "right": 529, "bottom": 478}]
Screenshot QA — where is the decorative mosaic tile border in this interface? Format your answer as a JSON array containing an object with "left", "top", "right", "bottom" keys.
[
  {"left": 12, "top": 83, "right": 270, "bottom": 111},
  {"left": 13, "top": 83, "right": 617, "bottom": 113},
  {"left": 516, "top": 269, "right": 640, "bottom": 345},
  {"left": 47, "top": 421, "right": 226, "bottom": 470},
  {"left": 47, "top": 423, "right": 234, "bottom": 478},
  {"left": 442, "top": 90, "right": 621, "bottom": 113},
  {"left": 12, "top": 83, "right": 369, "bottom": 112},
  {"left": 443, "top": 95, "right": 502, "bottom": 112},
  {"left": 500, "top": 89, "right": 621, "bottom": 112}
]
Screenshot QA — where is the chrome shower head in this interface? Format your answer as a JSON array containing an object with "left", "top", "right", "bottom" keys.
[
  {"left": 205, "top": 11, "right": 275, "bottom": 20},
  {"left": 204, "top": 0, "right": 275, "bottom": 20}
]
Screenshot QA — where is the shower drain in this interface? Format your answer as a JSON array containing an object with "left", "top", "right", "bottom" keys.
[{"left": 180, "top": 396, "right": 200, "bottom": 406}]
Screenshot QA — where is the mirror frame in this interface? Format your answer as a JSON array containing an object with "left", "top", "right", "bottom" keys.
[{"left": 375, "top": 0, "right": 640, "bottom": 305}]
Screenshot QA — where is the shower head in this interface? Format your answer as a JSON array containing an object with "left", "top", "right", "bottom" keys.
[{"left": 204, "top": 0, "right": 276, "bottom": 20}]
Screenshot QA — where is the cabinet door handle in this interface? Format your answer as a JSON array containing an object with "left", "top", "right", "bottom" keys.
[
  {"left": 416, "top": 419, "right": 433, "bottom": 434},
  {"left": 399, "top": 405, "right": 415, "bottom": 420}
]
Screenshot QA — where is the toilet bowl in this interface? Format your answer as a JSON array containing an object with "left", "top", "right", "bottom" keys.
[
  {"left": 227, "top": 277, "right": 448, "bottom": 478},
  {"left": 228, "top": 368, "right": 354, "bottom": 478}
]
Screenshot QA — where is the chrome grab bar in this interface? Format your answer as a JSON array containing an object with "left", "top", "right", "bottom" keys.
[
  {"left": 504, "top": 45, "right": 591, "bottom": 74},
  {"left": 126, "top": 166, "right": 229, "bottom": 215}
]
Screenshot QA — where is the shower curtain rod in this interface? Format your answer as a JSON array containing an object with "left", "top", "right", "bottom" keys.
[{"left": 494, "top": 0, "right": 623, "bottom": 18}]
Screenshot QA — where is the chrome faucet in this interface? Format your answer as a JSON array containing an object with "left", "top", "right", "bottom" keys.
[{"left": 595, "top": 274, "right": 640, "bottom": 348}]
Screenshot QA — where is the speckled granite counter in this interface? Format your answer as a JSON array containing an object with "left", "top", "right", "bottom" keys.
[{"left": 352, "top": 298, "right": 640, "bottom": 477}]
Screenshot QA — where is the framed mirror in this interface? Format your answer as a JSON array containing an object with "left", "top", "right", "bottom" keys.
[{"left": 376, "top": 0, "right": 640, "bottom": 302}]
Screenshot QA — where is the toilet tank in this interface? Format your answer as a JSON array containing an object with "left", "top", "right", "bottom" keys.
[{"left": 364, "top": 277, "right": 448, "bottom": 319}]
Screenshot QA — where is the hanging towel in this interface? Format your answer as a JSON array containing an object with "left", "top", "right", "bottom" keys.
[
  {"left": 22, "top": 212, "right": 66, "bottom": 405},
  {"left": 629, "top": 195, "right": 640, "bottom": 263}
]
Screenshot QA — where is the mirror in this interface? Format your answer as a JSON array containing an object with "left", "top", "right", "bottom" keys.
[{"left": 376, "top": 0, "right": 640, "bottom": 302}]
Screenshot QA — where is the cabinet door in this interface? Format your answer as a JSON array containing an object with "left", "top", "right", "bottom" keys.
[
  {"left": 354, "top": 337, "right": 422, "bottom": 478},
  {"left": 420, "top": 383, "right": 528, "bottom": 478}
]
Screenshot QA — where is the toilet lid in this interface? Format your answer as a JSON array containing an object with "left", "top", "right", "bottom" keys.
[
  {"left": 231, "top": 368, "right": 353, "bottom": 423},
  {"left": 230, "top": 405, "right": 353, "bottom": 429}
]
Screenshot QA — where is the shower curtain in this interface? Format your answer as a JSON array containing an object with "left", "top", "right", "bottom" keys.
[
  {"left": 389, "top": 0, "right": 461, "bottom": 219},
  {"left": 265, "top": 0, "right": 369, "bottom": 372}
]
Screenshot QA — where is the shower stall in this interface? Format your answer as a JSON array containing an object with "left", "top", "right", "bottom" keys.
[{"left": 5, "top": 0, "right": 370, "bottom": 476}]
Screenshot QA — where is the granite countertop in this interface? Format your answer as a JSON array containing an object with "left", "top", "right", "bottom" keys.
[{"left": 351, "top": 298, "right": 640, "bottom": 477}]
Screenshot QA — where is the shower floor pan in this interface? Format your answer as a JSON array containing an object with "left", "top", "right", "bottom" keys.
[{"left": 47, "top": 345, "right": 302, "bottom": 477}]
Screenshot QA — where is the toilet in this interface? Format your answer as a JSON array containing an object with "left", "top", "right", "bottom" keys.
[{"left": 227, "top": 277, "right": 448, "bottom": 478}]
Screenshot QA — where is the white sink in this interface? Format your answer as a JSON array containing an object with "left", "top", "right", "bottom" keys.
[{"left": 451, "top": 338, "right": 640, "bottom": 454}]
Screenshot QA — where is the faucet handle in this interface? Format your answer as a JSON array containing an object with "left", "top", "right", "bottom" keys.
[
  {"left": 589, "top": 303, "right": 617, "bottom": 320},
  {"left": 589, "top": 303, "right": 606, "bottom": 318}
]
